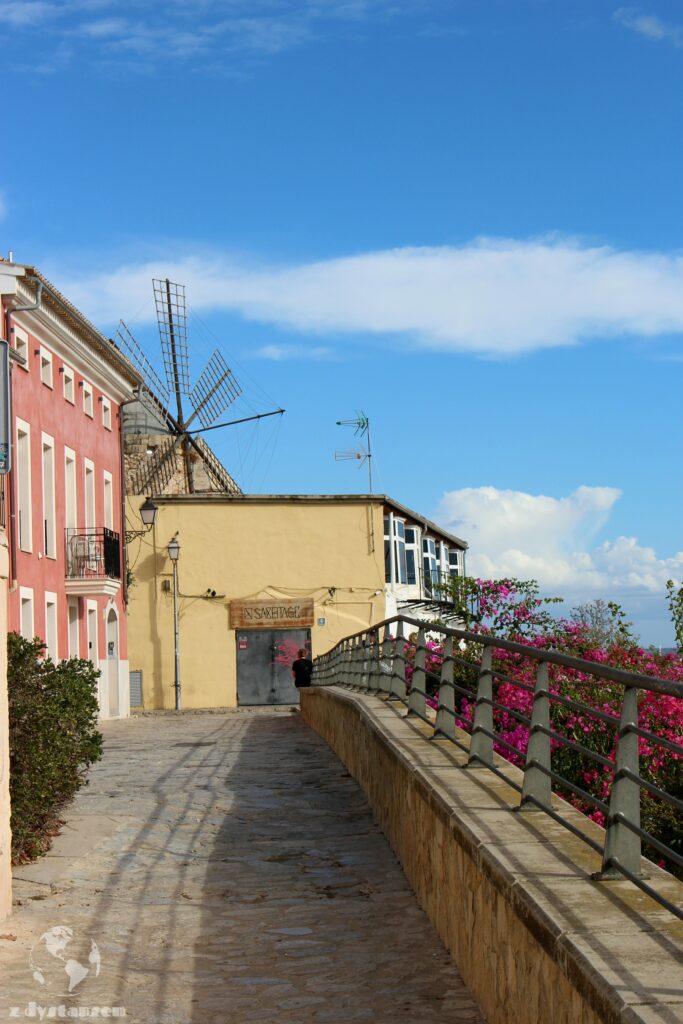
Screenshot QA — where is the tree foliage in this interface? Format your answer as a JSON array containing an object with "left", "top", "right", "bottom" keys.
[
  {"left": 570, "top": 598, "right": 638, "bottom": 649},
  {"left": 666, "top": 580, "right": 683, "bottom": 651}
]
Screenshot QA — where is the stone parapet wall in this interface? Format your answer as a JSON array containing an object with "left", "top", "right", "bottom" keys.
[{"left": 301, "top": 686, "right": 683, "bottom": 1024}]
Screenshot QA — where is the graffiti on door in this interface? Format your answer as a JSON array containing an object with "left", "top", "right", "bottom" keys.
[{"left": 270, "top": 636, "right": 311, "bottom": 669}]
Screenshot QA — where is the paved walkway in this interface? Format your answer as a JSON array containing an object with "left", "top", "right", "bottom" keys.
[{"left": 0, "top": 711, "right": 484, "bottom": 1023}]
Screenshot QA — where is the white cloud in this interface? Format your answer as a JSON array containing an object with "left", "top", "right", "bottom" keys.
[
  {"left": 433, "top": 485, "right": 683, "bottom": 597},
  {"left": 8, "top": 0, "right": 425, "bottom": 72},
  {"left": 0, "top": 2, "right": 58, "bottom": 27},
  {"left": 254, "top": 344, "right": 336, "bottom": 360},
  {"left": 614, "top": 8, "right": 683, "bottom": 49},
  {"left": 51, "top": 236, "right": 683, "bottom": 356}
]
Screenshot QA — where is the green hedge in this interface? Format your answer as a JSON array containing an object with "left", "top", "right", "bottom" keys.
[{"left": 8, "top": 632, "right": 103, "bottom": 863}]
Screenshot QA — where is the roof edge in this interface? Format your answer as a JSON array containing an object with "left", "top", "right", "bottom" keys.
[{"left": 142, "top": 491, "right": 468, "bottom": 548}]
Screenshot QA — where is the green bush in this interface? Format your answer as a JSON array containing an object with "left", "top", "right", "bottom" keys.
[{"left": 8, "top": 632, "right": 103, "bottom": 863}]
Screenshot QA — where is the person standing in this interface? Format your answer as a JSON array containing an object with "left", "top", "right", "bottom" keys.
[{"left": 291, "top": 648, "right": 314, "bottom": 689}]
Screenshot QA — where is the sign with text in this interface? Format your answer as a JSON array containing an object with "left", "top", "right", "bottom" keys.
[{"left": 230, "top": 598, "right": 314, "bottom": 630}]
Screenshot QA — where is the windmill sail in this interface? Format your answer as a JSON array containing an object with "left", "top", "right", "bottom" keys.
[
  {"left": 189, "top": 349, "right": 241, "bottom": 430},
  {"left": 115, "top": 320, "right": 170, "bottom": 425},
  {"left": 153, "top": 278, "right": 190, "bottom": 400}
]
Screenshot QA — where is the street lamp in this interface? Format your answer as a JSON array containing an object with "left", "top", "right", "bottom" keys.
[
  {"left": 168, "top": 536, "right": 181, "bottom": 711},
  {"left": 125, "top": 497, "right": 158, "bottom": 541}
]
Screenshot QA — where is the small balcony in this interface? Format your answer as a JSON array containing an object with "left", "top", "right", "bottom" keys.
[{"left": 65, "top": 527, "right": 122, "bottom": 597}]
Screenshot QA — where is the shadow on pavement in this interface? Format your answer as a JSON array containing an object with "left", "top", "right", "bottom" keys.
[{"left": 1, "top": 711, "right": 483, "bottom": 1023}]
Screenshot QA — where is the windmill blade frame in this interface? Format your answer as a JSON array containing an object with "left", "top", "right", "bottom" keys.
[
  {"left": 188, "top": 349, "right": 242, "bottom": 430},
  {"left": 153, "top": 277, "right": 191, "bottom": 403},
  {"left": 114, "top": 320, "right": 170, "bottom": 424},
  {"left": 130, "top": 436, "right": 180, "bottom": 496}
]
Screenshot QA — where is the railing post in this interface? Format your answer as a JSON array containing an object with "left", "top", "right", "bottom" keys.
[
  {"left": 352, "top": 638, "right": 363, "bottom": 689},
  {"left": 379, "top": 626, "right": 393, "bottom": 695},
  {"left": 434, "top": 635, "right": 455, "bottom": 740},
  {"left": 520, "top": 661, "right": 552, "bottom": 810},
  {"left": 468, "top": 645, "right": 494, "bottom": 767},
  {"left": 367, "top": 633, "right": 381, "bottom": 693},
  {"left": 598, "top": 685, "right": 642, "bottom": 879},
  {"left": 390, "top": 621, "right": 407, "bottom": 701},
  {"left": 407, "top": 627, "right": 426, "bottom": 720},
  {"left": 360, "top": 634, "right": 372, "bottom": 692},
  {"left": 345, "top": 640, "right": 354, "bottom": 688},
  {"left": 336, "top": 641, "right": 347, "bottom": 686}
]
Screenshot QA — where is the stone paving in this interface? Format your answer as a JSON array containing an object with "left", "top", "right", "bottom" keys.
[{"left": 0, "top": 710, "right": 485, "bottom": 1023}]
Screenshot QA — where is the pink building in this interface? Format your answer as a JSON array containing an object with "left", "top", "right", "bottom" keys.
[{"left": 0, "top": 261, "right": 140, "bottom": 719}]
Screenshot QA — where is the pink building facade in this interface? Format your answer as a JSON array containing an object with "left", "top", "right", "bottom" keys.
[{"left": 0, "top": 261, "right": 140, "bottom": 719}]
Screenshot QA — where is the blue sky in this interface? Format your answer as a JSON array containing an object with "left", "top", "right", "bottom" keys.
[{"left": 2, "top": 0, "right": 682, "bottom": 642}]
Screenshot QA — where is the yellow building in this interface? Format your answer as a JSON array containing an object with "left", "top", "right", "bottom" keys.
[{"left": 125, "top": 492, "right": 466, "bottom": 710}]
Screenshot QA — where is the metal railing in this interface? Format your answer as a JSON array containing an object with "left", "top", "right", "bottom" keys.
[
  {"left": 313, "top": 615, "right": 683, "bottom": 920},
  {"left": 65, "top": 527, "right": 121, "bottom": 579}
]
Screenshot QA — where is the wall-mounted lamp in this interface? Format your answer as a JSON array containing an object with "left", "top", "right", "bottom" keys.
[{"left": 125, "top": 497, "right": 158, "bottom": 541}]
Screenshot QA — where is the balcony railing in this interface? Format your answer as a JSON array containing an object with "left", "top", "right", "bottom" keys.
[{"left": 65, "top": 527, "right": 121, "bottom": 580}]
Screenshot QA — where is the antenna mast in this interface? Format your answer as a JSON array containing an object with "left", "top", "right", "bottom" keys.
[
  {"left": 335, "top": 411, "right": 375, "bottom": 552},
  {"left": 335, "top": 412, "right": 372, "bottom": 493}
]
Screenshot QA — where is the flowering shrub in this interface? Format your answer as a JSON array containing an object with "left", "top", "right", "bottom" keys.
[{"left": 402, "top": 579, "right": 683, "bottom": 875}]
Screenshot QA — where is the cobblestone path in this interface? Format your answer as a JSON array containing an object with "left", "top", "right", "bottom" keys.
[{"left": 1, "top": 711, "right": 485, "bottom": 1023}]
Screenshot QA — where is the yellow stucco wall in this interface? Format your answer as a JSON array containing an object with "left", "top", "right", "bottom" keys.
[
  {"left": 126, "top": 497, "right": 386, "bottom": 710},
  {"left": 0, "top": 530, "right": 12, "bottom": 921}
]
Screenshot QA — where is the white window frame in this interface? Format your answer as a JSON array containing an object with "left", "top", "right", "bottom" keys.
[
  {"left": 87, "top": 600, "right": 99, "bottom": 664},
  {"left": 84, "top": 458, "right": 96, "bottom": 530},
  {"left": 16, "top": 418, "right": 32, "bottom": 553},
  {"left": 405, "top": 525, "right": 420, "bottom": 587},
  {"left": 68, "top": 596, "right": 79, "bottom": 659},
  {"left": 449, "top": 549, "right": 462, "bottom": 578},
  {"left": 82, "top": 380, "right": 94, "bottom": 418},
  {"left": 45, "top": 592, "right": 58, "bottom": 661},
  {"left": 62, "top": 364, "right": 75, "bottom": 404},
  {"left": 39, "top": 346, "right": 53, "bottom": 388},
  {"left": 13, "top": 324, "right": 29, "bottom": 368},
  {"left": 42, "top": 432, "right": 57, "bottom": 559},
  {"left": 19, "top": 587, "right": 34, "bottom": 640},
  {"left": 101, "top": 395, "right": 112, "bottom": 431},
  {"left": 64, "top": 447, "right": 77, "bottom": 533},
  {"left": 103, "top": 471, "right": 114, "bottom": 531}
]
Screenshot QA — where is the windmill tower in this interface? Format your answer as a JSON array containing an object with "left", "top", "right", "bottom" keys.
[{"left": 116, "top": 278, "right": 244, "bottom": 498}]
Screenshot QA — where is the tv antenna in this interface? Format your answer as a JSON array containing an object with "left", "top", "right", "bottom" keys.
[
  {"left": 335, "top": 411, "right": 372, "bottom": 493},
  {"left": 115, "top": 277, "right": 284, "bottom": 494}
]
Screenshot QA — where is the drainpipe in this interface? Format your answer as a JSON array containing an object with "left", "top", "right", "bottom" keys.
[
  {"left": 4, "top": 279, "right": 43, "bottom": 589},
  {"left": 117, "top": 394, "right": 142, "bottom": 607}
]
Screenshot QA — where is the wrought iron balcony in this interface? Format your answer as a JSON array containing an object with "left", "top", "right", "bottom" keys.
[{"left": 64, "top": 527, "right": 121, "bottom": 596}]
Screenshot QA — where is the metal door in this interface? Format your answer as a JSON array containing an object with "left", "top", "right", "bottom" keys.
[{"left": 236, "top": 629, "right": 311, "bottom": 705}]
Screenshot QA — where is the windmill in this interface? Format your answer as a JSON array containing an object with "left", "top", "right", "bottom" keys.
[{"left": 115, "top": 278, "right": 283, "bottom": 496}]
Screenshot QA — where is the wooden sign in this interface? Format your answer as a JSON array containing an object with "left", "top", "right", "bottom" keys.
[{"left": 230, "top": 598, "right": 314, "bottom": 630}]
